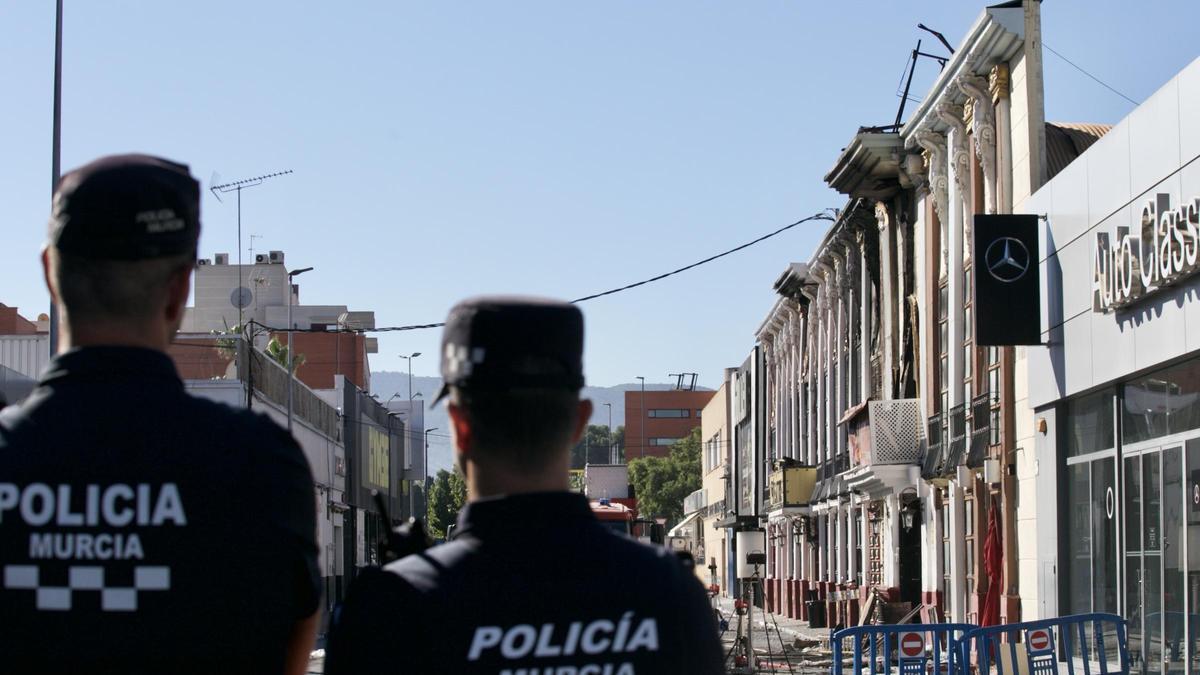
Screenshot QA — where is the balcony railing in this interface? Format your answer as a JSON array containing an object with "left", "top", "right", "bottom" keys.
[
  {"left": 944, "top": 403, "right": 968, "bottom": 470},
  {"left": 921, "top": 411, "right": 945, "bottom": 479},
  {"left": 965, "top": 393, "right": 991, "bottom": 468}
]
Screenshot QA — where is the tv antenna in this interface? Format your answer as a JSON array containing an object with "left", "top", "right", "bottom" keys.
[
  {"left": 248, "top": 234, "right": 262, "bottom": 260},
  {"left": 669, "top": 372, "right": 699, "bottom": 391},
  {"left": 210, "top": 170, "right": 293, "bottom": 328}
]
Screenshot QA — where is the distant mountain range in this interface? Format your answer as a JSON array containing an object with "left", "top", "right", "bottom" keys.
[{"left": 370, "top": 372, "right": 707, "bottom": 474}]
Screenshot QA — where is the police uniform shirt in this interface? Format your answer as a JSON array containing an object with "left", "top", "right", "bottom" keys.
[
  {"left": 326, "top": 491, "right": 723, "bottom": 675},
  {"left": 0, "top": 347, "right": 321, "bottom": 674}
]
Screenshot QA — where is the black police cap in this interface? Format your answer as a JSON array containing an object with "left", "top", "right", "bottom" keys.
[
  {"left": 434, "top": 296, "right": 585, "bottom": 403},
  {"left": 49, "top": 154, "right": 201, "bottom": 260}
]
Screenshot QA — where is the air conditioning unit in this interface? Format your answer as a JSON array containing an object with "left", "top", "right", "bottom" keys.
[
  {"left": 196, "top": 258, "right": 211, "bottom": 266},
  {"left": 255, "top": 253, "right": 268, "bottom": 264},
  {"left": 269, "top": 250, "right": 285, "bottom": 264},
  {"left": 214, "top": 253, "right": 229, "bottom": 265}
]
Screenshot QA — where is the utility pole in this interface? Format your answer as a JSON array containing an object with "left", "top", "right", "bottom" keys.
[
  {"left": 285, "top": 266, "right": 313, "bottom": 433},
  {"left": 424, "top": 428, "right": 438, "bottom": 519},
  {"left": 210, "top": 170, "right": 293, "bottom": 331},
  {"left": 48, "top": 0, "right": 63, "bottom": 357},
  {"left": 603, "top": 402, "right": 613, "bottom": 463}
]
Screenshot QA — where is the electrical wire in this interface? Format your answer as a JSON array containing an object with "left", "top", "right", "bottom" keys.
[
  {"left": 1043, "top": 42, "right": 1139, "bottom": 106},
  {"left": 229, "top": 211, "right": 835, "bottom": 335}
]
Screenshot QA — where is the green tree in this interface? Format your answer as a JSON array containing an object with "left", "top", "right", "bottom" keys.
[
  {"left": 627, "top": 427, "right": 702, "bottom": 526},
  {"left": 570, "top": 424, "right": 622, "bottom": 468},
  {"left": 426, "top": 467, "right": 467, "bottom": 539}
]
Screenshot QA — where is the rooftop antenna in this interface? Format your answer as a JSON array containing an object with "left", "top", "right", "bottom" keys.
[
  {"left": 210, "top": 170, "right": 293, "bottom": 330},
  {"left": 248, "top": 234, "right": 262, "bottom": 261}
]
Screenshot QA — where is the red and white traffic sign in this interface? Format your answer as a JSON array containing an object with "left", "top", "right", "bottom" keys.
[
  {"left": 1027, "top": 628, "right": 1051, "bottom": 652},
  {"left": 899, "top": 631, "right": 925, "bottom": 659}
]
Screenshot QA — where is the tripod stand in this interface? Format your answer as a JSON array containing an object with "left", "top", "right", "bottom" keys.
[{"left": 726, "top": 563, "right": 795, "bottom": 674}]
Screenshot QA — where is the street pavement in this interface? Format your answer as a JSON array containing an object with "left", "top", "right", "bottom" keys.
[{"left": 712, "top": 595, "right": 836, "bottom": 674}]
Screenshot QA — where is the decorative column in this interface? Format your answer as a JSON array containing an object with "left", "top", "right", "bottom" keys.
[
  {"left": 991, "top": 64, "right": 1012, "bottom": 215},
  {"left": 937, "top": 102, "right": 969, "bottom": 409},
  {"left": 914, "top": 130, "right": 949, "bottom": 272},
  {"left": 833, "top": 250, "right": 846, "bottom": 460},
  {"left": 874, "top": 202, "right": 896, "bottom": 399},
  {"left": 858, "top": 227, "right": 872, "bottom": 400},
  {"left": 959, "top": 74, "right": 998, "bottom": 214}
]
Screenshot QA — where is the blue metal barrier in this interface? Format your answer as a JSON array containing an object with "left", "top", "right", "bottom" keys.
[
  {"left": 831, "top": 623, "right": 977, "bottom": 675},
  {"left": 958, "top": 613, "right": 1129, "bottom": 675}
]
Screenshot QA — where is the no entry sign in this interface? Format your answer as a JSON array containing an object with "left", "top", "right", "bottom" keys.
[
  {"left": 1027, "top": 628, "right": 1051, "bottom": 652},
  {"left": 899, "top": 631, "right": 925, "bottom": 659}
]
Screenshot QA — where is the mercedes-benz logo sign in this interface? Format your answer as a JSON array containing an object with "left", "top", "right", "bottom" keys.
[{"left": 984, "top": 237, "right": 1030, "bottom": 283}]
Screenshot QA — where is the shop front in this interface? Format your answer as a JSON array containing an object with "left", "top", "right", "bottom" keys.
[{"left": 1028, "top": 58, "right": 1200, "bottom": 672}]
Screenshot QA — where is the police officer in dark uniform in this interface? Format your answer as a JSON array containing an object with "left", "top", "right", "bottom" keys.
[
  {"left": 326, "top": 296, "right": 722, "bottom": 675},
  {"left": 0, "top": 155, "right": 321, "bottom": 675}
]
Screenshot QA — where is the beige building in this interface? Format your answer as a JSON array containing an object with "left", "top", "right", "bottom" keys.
[{"left": 698, "top": 370, "right": 734, "bottom": 593}]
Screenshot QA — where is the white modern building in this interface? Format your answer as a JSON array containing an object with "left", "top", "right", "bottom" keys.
[{"left": 1027, "top": 56, "right": 1200, "bottom": 670}]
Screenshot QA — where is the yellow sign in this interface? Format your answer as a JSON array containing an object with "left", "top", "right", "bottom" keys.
[{"left": 367, "top": 426, "right": 390, "bottom": 490}]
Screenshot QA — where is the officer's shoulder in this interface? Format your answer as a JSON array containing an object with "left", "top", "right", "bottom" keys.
[
  {"left": 379, "top": 538, "right": 475, "bottom": 591},
  {"left": 602, "top": 532, "right": 698, "bottom": 579},
  {"left": 183, "top": 394, "right": 301, "bottom": 451}
]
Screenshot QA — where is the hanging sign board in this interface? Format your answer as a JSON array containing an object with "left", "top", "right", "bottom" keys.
[{"left": 974, "top": 214, "right": 1042, "bottom": 345}]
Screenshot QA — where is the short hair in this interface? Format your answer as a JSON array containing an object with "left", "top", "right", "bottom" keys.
[
  {"left": 49, "top": 247, "right": 195, "bottom": 323},
  {"left": 449, "top": 385, "right": 581, "bottom": 470}
]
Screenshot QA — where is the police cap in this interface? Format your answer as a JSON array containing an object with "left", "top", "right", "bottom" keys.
[
  {"left": 434, "top": 296, "right": 584, "bottom": 403},
  {"left": 49, "top": 154, "right": 201, "bottom": 260}
]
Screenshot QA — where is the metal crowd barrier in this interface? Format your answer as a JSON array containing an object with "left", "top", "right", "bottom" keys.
[
  {"left": 958, "top": 613, "right": 1130, "bottom": 675},
  {"left": 831, "top": 623, "right": 977, "bottom": 675}
]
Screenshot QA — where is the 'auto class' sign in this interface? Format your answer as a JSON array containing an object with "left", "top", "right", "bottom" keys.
[{"left": 1094, "top": 193, "right": 1200, "bottom": 312}]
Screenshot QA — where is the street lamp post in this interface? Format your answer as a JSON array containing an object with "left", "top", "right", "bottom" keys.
[
  {"left": 635, "top": 376, "right": 645, "bottom": 462},
  {"left": 603, "top": 402, "right": 613, "bottom": 463},
  {"left": 286, "top": 266, "right": 313, "bottom": 433},
  {"left": 402, "top": 352, "right": 422, "bottom": 401},
  {"left": 423, "top": 427, "right": 438, "bottom": 519}
]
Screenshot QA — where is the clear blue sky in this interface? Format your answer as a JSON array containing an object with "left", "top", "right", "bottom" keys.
[{"left": 3, "top": 1, "right": 1197, "bottom": 389}]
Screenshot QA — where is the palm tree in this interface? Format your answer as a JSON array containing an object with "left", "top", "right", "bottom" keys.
[{"left": 265, "top": 337, "right": 305, "bottom": 371}]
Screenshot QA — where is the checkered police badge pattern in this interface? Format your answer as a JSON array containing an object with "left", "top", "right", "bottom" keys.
[
  {"left": 445, "top": 344, "right": 485, "bottom": 378},
  {"left": 4, "top": 564, "right": 170, "bottom": 611}
]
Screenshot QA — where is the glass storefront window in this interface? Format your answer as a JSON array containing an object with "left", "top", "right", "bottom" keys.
[
  {"left": 1067, "top": 389, "right": 1115, "bottom": 457},
  {"left": 1066, "top": 463, "right": 1093, "bottom": 615},
  {"left": 1124, "top": 358, "right": 1200, "bottom": 444}
]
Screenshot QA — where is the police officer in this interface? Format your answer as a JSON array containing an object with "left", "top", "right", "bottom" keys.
[
  {"left": 0, "top": 155, "right": 320, "bottom": 674},
  {"left": 326, "top": 296, "right": 722, "bottom": 675}
]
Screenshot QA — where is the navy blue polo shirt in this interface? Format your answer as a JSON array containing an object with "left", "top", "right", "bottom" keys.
[
  {"left": 326, "top": 491, "right": 723, "bottom": 675},
  {"left": 0, "top": 347, "right": 320, "bottom": 674}
]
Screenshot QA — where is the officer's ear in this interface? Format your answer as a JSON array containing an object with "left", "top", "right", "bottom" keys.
[
  {"left": 40, "top": 248, "right": 59, "bottom": 304},
  {"left": 570, "top": 398, "right": 593, "bottom": 445},
  {"left": 447, "top": 402, "right": 473, "bottom": 458},
  {"left": 163, "top": 263, "right": 193, "bottom": 326}
]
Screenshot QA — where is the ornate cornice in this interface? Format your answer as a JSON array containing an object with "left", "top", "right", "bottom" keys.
[
  {"left": 874, "top": 201, "right": 890, "bottom": 233},
  {"left": 990, "top": 63, "right": 1010, "bottom": 103},
  {"left": 914, "top": 131, "right": 948, "bottom": 227}
]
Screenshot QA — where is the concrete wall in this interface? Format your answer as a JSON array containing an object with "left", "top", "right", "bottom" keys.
[
  {"left": 1027, "top": 57, "right": 1200, "bottom": 408},
  {"left": 0, "top": 334, "right": 49, "bottom": 380}
]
